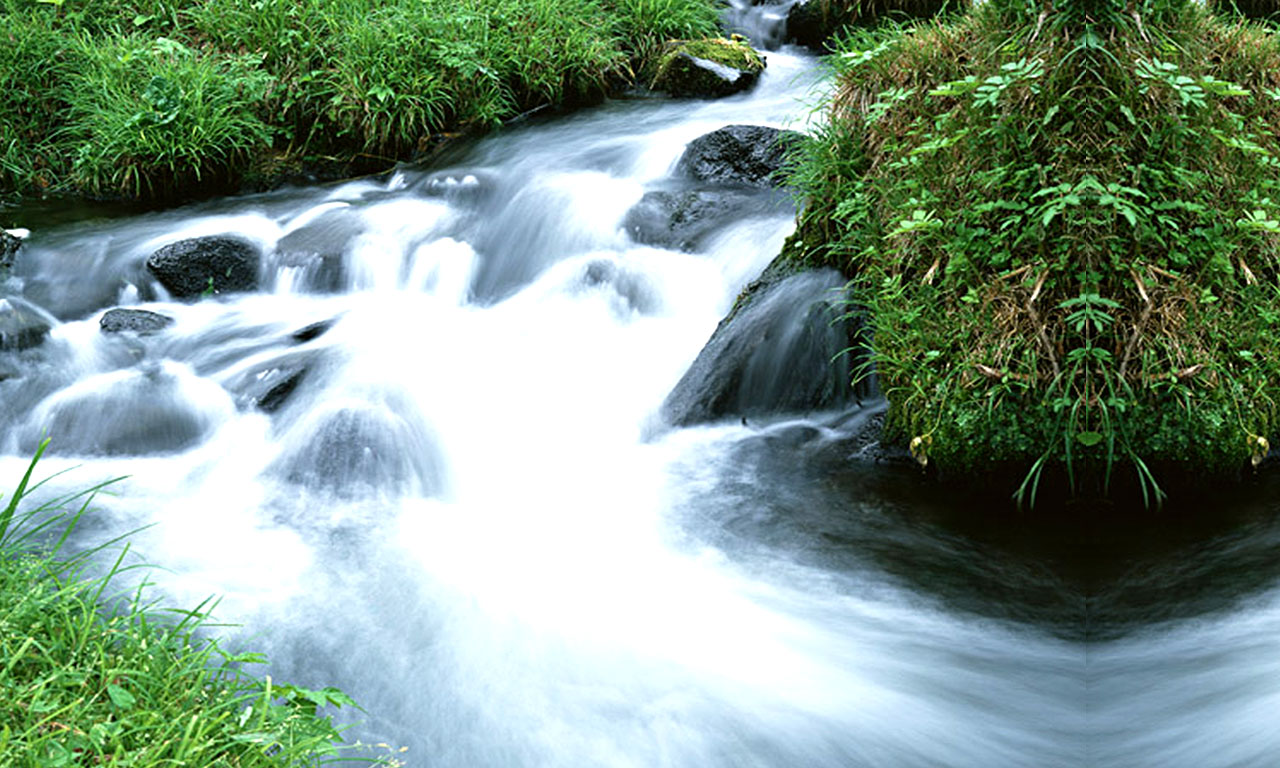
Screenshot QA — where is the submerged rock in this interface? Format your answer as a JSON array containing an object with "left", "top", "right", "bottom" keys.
[
  {"left": 26, "top": 363, "right": 230, "bottom": 456},
  {"left": 651, "top": 38, "right": 766, "bottom": 98},
  {"left": 100, "top": 308, "right": 174, "bottom": 335},
  {"left": 661, "top": 261, "right": 867, "bottom": 426},
  {"left": 624, "top": 189, "right": 754, "bottom": 250},
  {"left": 273, "top": 207, "right": 362, "bottom": 293},
  {"left": 225, "top": 350, "right": 319, "bottom": 415},
  {"left": 0, "top": 296, "right": 56, "bottom": 351},
  {"left": 676, "top": 125, "right": 800, "bottom": 188},
  {"left": 291, "top": 318, "right": 337, "bottom": 344},
  {"left": 580, "top": 259, "right": 660, "bottom": 314},
  {"left": 147, "top": 236, "right": 260, "bottom": 298},
  {"left": 272, "top": 400, "right": 442, "bottom": 498}
]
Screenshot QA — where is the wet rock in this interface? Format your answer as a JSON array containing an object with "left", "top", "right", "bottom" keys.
[
  {"left": 272, "top": 400, "right": 442, "bottom": 497},
  {"left": 651, "top": 38, "right": 766, "bottom": 98},
  {"left": 417, "top": 169, "right": 497, "bottom": 205},
  {"left": 26, "top": 363, "right": 228, "bottom": 456},
  {"left": 291, "top": 318, "right": 337, "bottom": 344},
  {"left": 785, "top": 0, "right": 829, "bottom": 50},
  {"left": 147, "top": 236, "right": 260, "bottom": 298},
  {"left": 100, "top": 308, "right": 174, "bottom": 335},
  {"left": 226, "top": 351, "right": 316, "bottom": 414},
  {"left": 273, "top": 207, "right": 362, "bottom": 293},
  {"left": 0, "top": 296, "right": 55, "bottom": 351},
  {"left": 624, "top": 184, "right": 795, "bottom": 252},
  {"left": 625, "top": 189, "right": 757, "bottom": 251},
  {"left": 677, "top": 125, "right": 800, "bottom": 188},
  {"left": 581, "top": 260, "right": 660, "bottom": 314},
  {"left": 785, "top": 0, "right": 950, "bottom": 50},
  {"left": 0, "top": 229, "right": 21, "bottom": 275},
  {"left": 661, "top": 261, "right": 868, "bottom": 426}
]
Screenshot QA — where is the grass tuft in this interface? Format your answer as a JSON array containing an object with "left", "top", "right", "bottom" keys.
[{"left": 0, "top": 443, "right": 379, "bottom": 766}]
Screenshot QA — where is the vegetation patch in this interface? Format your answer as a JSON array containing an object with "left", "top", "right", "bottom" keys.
[
  {"left": 0, "top": 443, "right": 376, "bottom": 765},
  {"left": 786, "top": 0, "right": 1280, "bottom": 503},
  {"left": 0, "top": 0, "right": 723, "bottom": 201}
]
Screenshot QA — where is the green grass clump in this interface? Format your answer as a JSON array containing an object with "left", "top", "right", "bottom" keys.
[
  {"left": 0, "top": 0, "right": 725, "bottom": 201},
  {"left": 0, "top": 442, "right": 372, "bottom": 766},
  {"left": 787, "top": 0, "right": 1280, "bottom": 503},
  {"left": 63, "top": 36, "right": 274, "bottom": 197}
]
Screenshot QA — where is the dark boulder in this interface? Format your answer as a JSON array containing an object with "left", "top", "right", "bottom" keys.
[
  {"left": 785, "top": 0, "right": 828, "bottom": 50},
  {"left": 661, "top": 260, "right": 868, "bottom": 426},
  {"left": 0, "top": 230, "right": 20, "bottom": 275},
  {"left": 0, "top": 296, "right": 56, "bottom": 351},
  {"left": 651, "top": 38, "right": 766, "bottom": 98},
  {"left": 147, "top": 236, "right": 260, "bottom": 298},
  {"left": 625, "top": 189, "right": 754, "bottom": 251},
  {"left": 677, "top": 125, "right": 801, "bottom": 188},
  {"left": 786, "top": 0, "right": 951, "bottom": 50},
  {"left": 100, "top": 308, "right": 174, "bottom": 335}
]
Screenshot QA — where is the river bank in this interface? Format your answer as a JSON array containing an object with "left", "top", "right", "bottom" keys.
[
  {"left": 1, "top": 0, "right": 729, "bottom": 202},
  {"left": 783, "top": 0, "right": 1280, "bottom": 503}
]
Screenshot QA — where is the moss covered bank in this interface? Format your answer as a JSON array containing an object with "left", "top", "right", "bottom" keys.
[{"left": 786, "top": 0, "right": 1280, "bottom": 503}]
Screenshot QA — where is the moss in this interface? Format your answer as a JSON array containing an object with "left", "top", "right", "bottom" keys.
[{"left": 650, "top": 37, "right": 766, "bottom": 97}]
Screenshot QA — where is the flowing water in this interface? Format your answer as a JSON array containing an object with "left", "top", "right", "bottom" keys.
[{"left": 5, "top": 8, "right": 1280, "bottom": 767}]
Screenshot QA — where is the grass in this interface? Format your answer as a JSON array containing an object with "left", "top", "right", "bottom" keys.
[
  {"left": 0, "top": 0, "right": 727, "bottom": 201},
  {"left": 785, "top": 0, "right": 1280, "bottom": 503},
  {"left": 0, "top": 441, "right": 378, "bottom": 766}
]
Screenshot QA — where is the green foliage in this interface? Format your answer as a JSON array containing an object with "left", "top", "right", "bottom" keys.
[
  {"left": 604, "top": 0, "right": 720, "bottom": 64},
  {"left": 787, "top": 0, "right": 1280, "bottom": 502},
  {"left": 62, "top": 35, "right": 274, "bottom": 197},
  {"left": 0, "top": 0, "right": 723, "bottom": 199},
  {"left": 0, "top": 445, "right": 380, "bottom": 766}
]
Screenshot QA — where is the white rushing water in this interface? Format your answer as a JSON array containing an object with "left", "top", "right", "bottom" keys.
[{"left": 0, "top": 25, "right": 1105, "bottom": 767}]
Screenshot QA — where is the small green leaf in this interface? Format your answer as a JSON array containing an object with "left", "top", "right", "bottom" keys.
[
  {"left": 1076, "top": 431, "right": 1104, "bottom": 447},
  {"left": 107, "top": 683, "right": 136, "bottom": 711}
]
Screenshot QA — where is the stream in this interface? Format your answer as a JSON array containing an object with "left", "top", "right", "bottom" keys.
[{"left": 4, "top": 5, "right": 1280, "bottom": 767}]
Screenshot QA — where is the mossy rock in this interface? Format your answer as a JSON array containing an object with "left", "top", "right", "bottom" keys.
[{"left": 651, "top": 38, "right": 766, "bottom": 98}]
